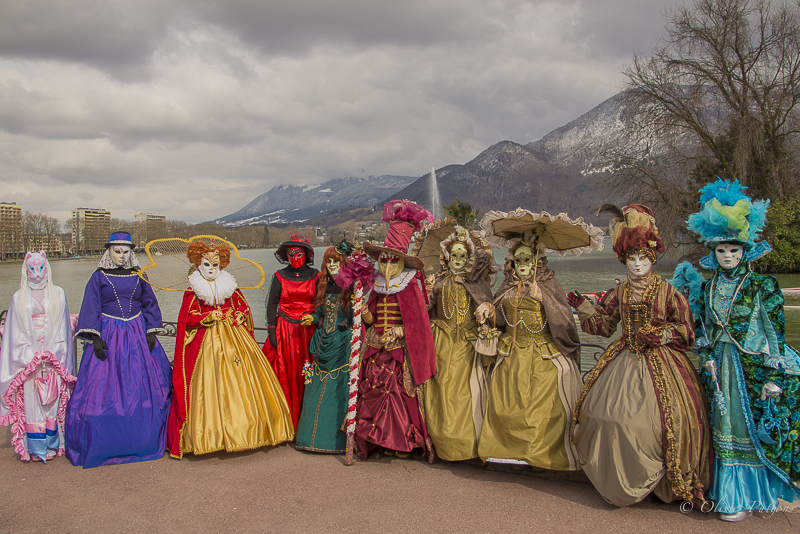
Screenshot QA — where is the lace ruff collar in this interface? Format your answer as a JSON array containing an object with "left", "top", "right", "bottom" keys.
[
  {"left": 372, "top": 268, "right": 417, "bottom": 295},
  {"left": 189, "top": 270, "right": 238, "bottom": 306}
]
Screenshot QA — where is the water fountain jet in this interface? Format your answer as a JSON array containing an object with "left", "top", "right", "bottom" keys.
[{"left": 429, "top": 167, "right": 441, "bottom": 221}]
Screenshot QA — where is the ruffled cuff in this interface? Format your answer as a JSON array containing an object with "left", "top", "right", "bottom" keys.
[{"left": 75, "top": 328, "right": 101, "bottom": 340}]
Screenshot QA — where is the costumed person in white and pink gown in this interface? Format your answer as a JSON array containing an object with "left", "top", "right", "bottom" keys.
[
  {"left": 65, "top": 232, "right": 172, "bottom": 468},
  {"left": 0, "top": 251, "right": 76, "bottom": 462},
  {"left": 166, "top": 241, "right": 294, "bottom": 458},
  {"left": 262, "top": 233, "right": 320, "bottom": 431}
]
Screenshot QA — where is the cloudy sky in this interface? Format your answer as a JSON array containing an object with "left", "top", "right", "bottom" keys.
[{"left": 0, "top": 0, "right": 683, "bottom": 224}]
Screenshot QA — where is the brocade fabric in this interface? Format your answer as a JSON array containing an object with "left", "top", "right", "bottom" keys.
[{"left": 572, "top": 275, "right": 712, "bottom": 506}]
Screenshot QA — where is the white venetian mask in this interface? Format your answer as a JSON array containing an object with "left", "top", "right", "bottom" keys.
[
  {"left": 199, "top": 253, "right": 221, "bottom": 280},
  {"left": 715, "top": 243, "right": 744, "bottom": 270},
  {"left": 110, "top": 245, "right": 131, "bottom": 267},
  {"left": 626, "top": 252, "right": 652, "bottom": 277}
]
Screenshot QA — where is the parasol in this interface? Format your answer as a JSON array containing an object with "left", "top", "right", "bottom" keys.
[
  {"left": 411, "top": 217, "right": 495, "bottom": 277},
  {"left": 138, "top": 235, "right": 266, "bottom": 291},
  {"left": 480, "top": 208, "right": 604, "bottom": 256}
]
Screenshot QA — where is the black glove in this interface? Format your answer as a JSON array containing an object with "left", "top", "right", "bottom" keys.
[
  {"left": 91, "top": 334, "right": 108, "bottom": 361},
  {"left": 566, "top": 291, "right": 586, "bottom": 309},
  {"left": 146, "top": 332, "right": 157, "bottom": 352},
  {"left": 337, "top": 319, "right": 350, "bottom": 332},
  {"left": 268, "top": 328, "right": 277, "bottom": 348}
]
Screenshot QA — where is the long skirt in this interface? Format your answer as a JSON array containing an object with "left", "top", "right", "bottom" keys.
[
  {"left": 180, "top": 321, "right": 294, "bottom": 455},
  {"left": 295, "top": 327, "right": 350, "bottom": 453},
  {"left": 478, "top": 339, "right": 580, "bottom": 470},
  {"left": 573, "top": 347, "right": 710, "bottom": 506},
  {"left": 355, "top": 340, "right": 433, "bottom": 461},
  {"left": 424, "top": 327, "right": 485, "bottom": 461},
  {"left": 708, "top": 342, "right": 796, "bottom": 513},
  {"left": 2, "top": 355, "right": 76, "bottom": 462},
  {"left": 262, "top": 318, "right": 315, "bottom": 430},
  {"left": 65, "top": 314, "right": 171, "bottom": 468}
]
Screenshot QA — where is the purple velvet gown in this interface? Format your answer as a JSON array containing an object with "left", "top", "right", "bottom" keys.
[{"left": 65, "top": 270, "right": 171, "bottom": 468}]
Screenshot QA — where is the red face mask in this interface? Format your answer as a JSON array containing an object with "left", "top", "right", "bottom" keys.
[{"left": 288, "top": 247, "right": 306, "bottom": 268}]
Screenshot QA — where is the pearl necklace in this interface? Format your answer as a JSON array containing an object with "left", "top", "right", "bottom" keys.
[
  {"left": 441, "top": 277, "right": 471, "bottom": 321},
  {"left": 500, "top": 298, "right": 547, "bottom": 334}
]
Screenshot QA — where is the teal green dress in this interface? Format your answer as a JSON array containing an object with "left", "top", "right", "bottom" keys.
[
  {"left": 697, "top": 263, "right": 800, "bottom": 512},
  {"left": 295, "top": 282, "right": 352, "bottom": 453}
]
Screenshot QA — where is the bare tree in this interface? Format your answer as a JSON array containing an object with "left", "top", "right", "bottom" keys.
[{"left": 612, "top": 0, "right": 800, "bottom": 247}]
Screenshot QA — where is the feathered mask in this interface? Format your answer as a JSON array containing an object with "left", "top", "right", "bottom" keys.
[{"left": 598, "top": 203, "right": 665, "bottom": 264}]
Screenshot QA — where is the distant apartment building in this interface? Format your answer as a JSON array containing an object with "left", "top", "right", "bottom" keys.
[
  {"left": 0, "top": 201, "right": 22, "bottom": 259},
  {"left": 23, "top": 234, "right": 66, "bottom": 257},
  {"left": 72, "top": 208, "right": 111, "bottom": 255},
  {"left": 133, "top": 212, "right": 167, "bottom": 246}
]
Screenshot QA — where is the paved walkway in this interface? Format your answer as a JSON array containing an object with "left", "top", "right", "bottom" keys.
[{"left": 0, "top": 427, "right": 796, "bottom": 533}]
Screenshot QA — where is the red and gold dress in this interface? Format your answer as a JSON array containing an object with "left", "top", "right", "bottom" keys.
[
  {"left": 167, "top": 270, "right": 294, "bottom": 458},
  {"left": 262, "top": 267, "right": 319, "bottom": 429}
]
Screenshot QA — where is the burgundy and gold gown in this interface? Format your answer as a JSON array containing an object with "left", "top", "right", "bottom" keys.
[
  {"left": 262, "top": 266, "right": 319, "bottom": 429},
  {"left": 355, "top": 269, "right": 436, "bottom": 461}
]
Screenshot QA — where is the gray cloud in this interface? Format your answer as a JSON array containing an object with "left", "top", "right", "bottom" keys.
[{"left": 0, "top": 0, "right": 685, "bottom": 223}]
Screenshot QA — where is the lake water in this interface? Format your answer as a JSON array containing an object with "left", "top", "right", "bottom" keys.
[{"left": 2, "top": 243, "right": 798, "bottom": 372}]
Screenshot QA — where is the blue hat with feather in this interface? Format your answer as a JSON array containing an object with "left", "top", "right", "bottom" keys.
[{"left": 687, "top": 178, "right": 771, "bottom": 268}]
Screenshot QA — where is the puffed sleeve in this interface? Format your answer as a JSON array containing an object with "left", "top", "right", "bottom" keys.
[
  {"left": 139, "top": 274, "right": 165, "bottom": 334},
  {"left": 636, "top": 284, "right": 696, "bottom": 351},
  {"left": 577, "top": 286, "right": 621, "bottom": 339},
  {"left": 75, "top": 271, "right": 102, "bottom": 340}
]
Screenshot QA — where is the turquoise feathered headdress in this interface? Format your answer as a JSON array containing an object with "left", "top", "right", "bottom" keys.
[{"left": 687, "top": 178, "right": 771, "bottom": 267}]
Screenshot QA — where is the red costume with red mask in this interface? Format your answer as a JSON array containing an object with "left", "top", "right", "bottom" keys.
[{"left": 262, "top": 234, "right": 319, "bottom": 430}]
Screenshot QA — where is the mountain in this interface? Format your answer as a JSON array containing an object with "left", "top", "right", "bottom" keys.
[
  {"left": 220, "top": 91, "right": 693, "bottom": 228},
  {"left": 391, "top": 92, "right": 658, "bottom": 223},
  {"left": 215, "top": 175, "right": 415, "bottom": 227}
]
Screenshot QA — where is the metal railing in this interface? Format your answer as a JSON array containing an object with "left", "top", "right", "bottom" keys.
[{"left": 1, "top": 310, "right": 606, "bottom": 381}]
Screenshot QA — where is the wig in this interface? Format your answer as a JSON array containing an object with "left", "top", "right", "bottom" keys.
[
  {"left": 316, "top": 246, "right": 352, "bottom": 307},
  {"left": 187, "top": 241, "right": 231, "bottom": 269}
]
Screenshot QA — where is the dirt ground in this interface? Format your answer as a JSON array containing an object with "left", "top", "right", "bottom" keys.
[{"left": 0, "top": 427, "right": 796, "bottom": 534}]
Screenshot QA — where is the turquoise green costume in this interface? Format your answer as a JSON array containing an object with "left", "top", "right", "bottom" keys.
[
  {"left": 680, "top": 179, "right": 800, "bottom": 515},
  {"left": 295, "top": 282, "right": 352, "bottom": 453}
]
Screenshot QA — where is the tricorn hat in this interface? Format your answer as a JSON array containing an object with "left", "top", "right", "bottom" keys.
[{"left": 363, "top": 199, "right": 429, "bottom": 271}]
